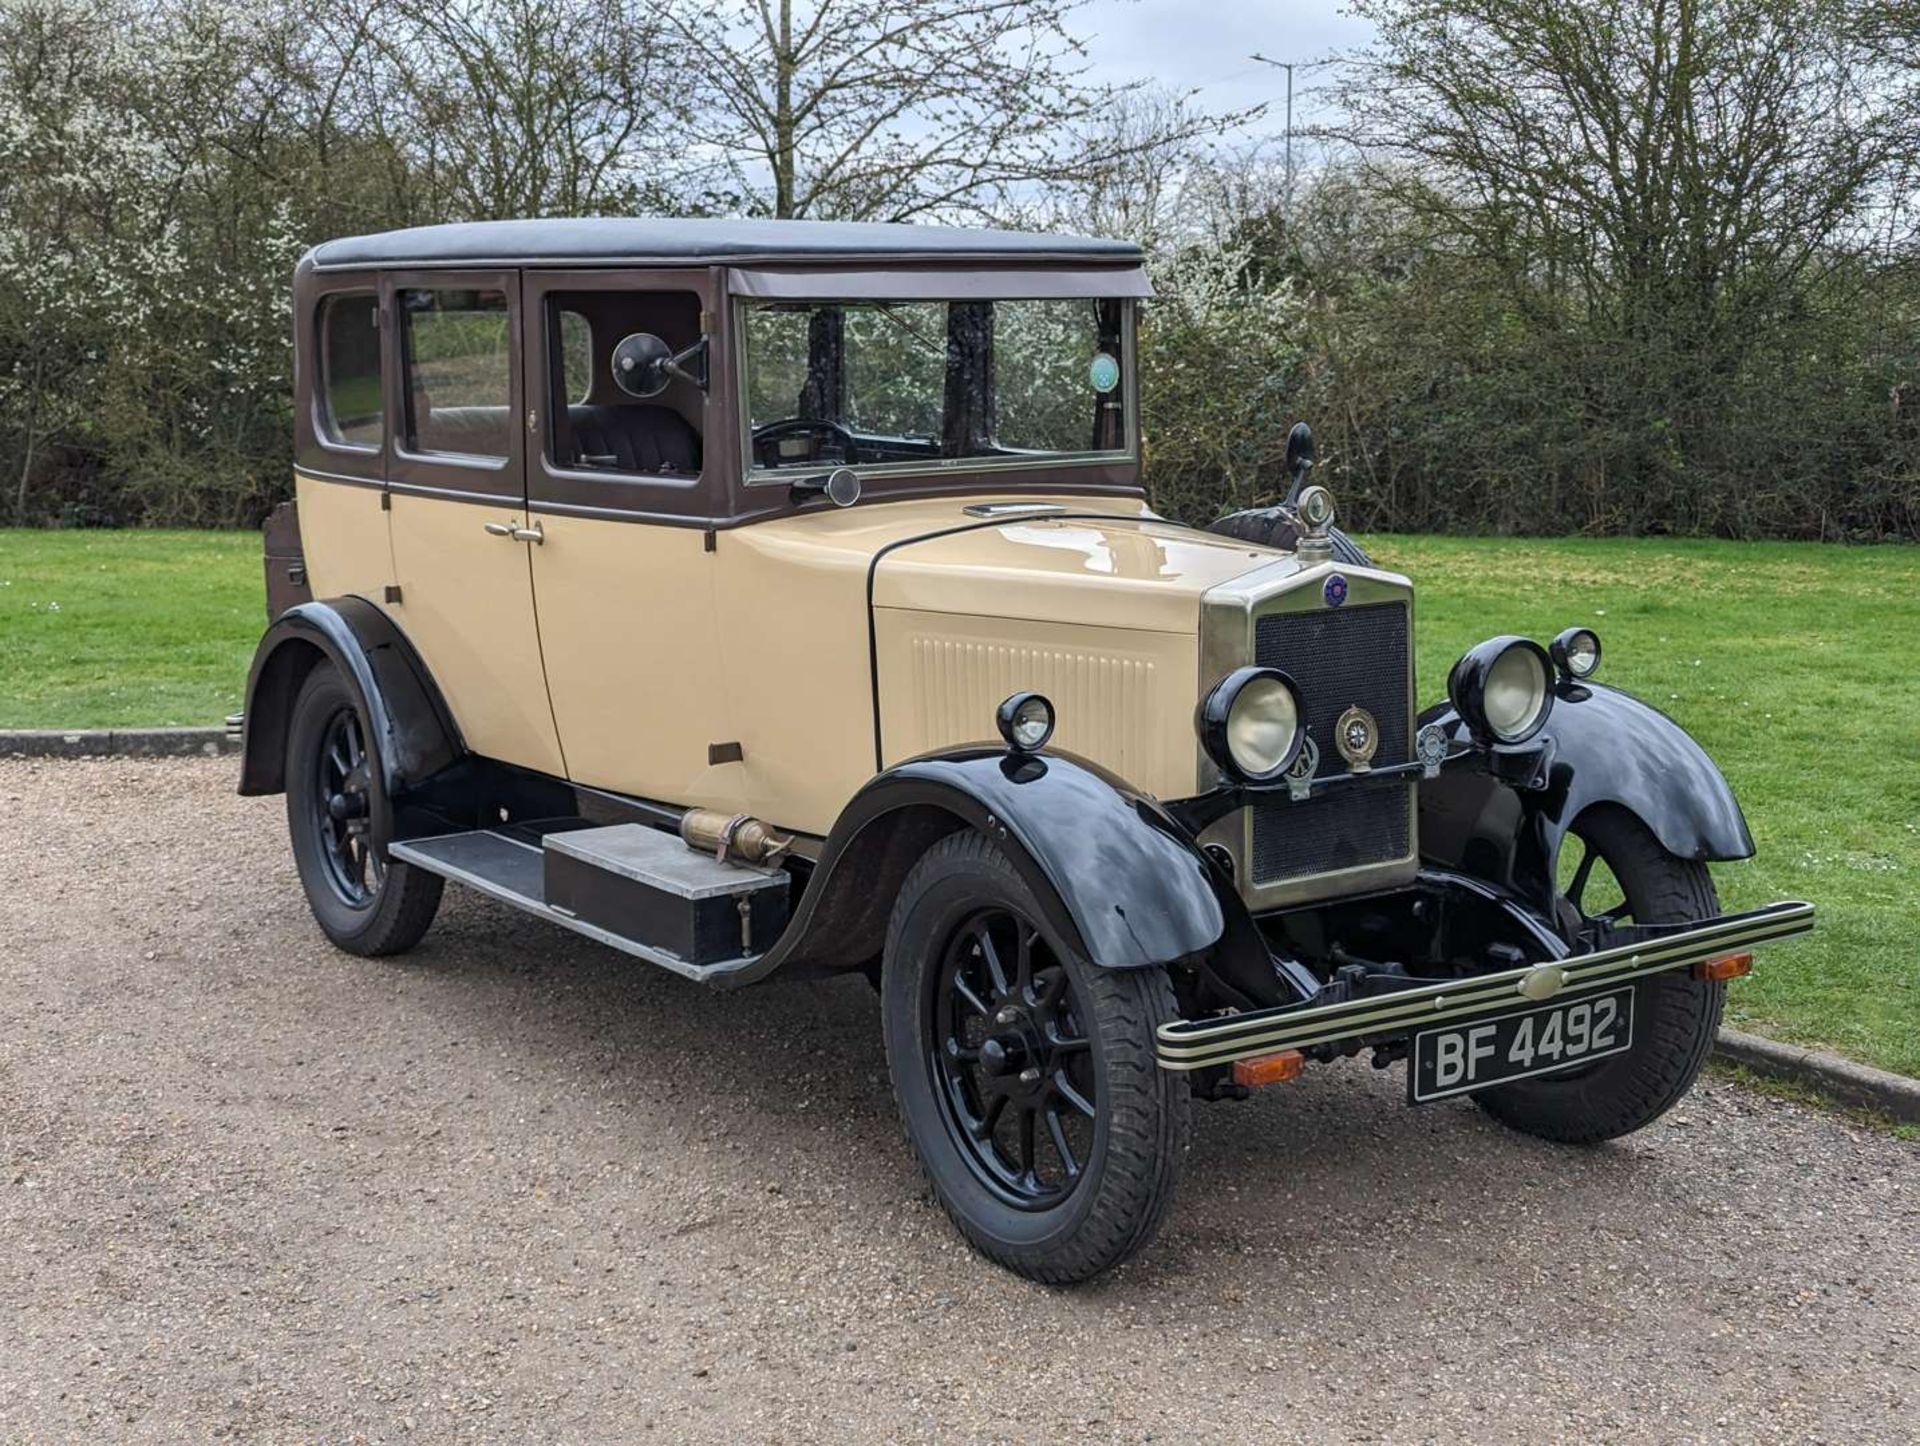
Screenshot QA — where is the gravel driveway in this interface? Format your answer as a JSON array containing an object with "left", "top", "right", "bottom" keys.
[{"left": 1, "top": 758, "right": 1914, "bottom": 1443}]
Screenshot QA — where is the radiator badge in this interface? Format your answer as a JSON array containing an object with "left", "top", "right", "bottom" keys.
[
  {"left": 1285, "top": 734, "right": 1320, "bottom": 801},
  {"left": 1335, "top": 705, "right": 1379, "bottom": 772},
  {"left": 1323, "top": 573, "right": 1349, "bottom": 607}
]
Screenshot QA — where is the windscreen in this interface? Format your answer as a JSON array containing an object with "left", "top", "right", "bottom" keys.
[{"left": 741, "top": 298, "right": 1131, "bottom": 475}]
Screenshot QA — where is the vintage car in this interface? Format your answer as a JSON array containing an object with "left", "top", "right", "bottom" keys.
[{"left": 241, "top": 218, "right": 1813, "bottom": 1282}]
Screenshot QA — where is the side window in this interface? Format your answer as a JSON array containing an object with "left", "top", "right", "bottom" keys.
[
  {"left": 544, "top": 290, "right": 703, "bottom": 478},
  {"left": 560, "top": 310, "right": 592, "bottom": 405},
  {"left": 399, "top": 288, "right": 511, "bottom": 461},
  {"left": 318, "top": 293, "right": 382, "bottom": 449}
]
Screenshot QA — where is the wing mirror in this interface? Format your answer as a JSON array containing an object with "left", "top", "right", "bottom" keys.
[
  {"left": 611, "top": 332, "right": 710, "bottom": 398},
  {"left": 1282, "top": 421, "right": 1314, "bottom": 506}
]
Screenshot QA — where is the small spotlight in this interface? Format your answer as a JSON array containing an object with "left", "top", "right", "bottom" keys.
[
  {"left": 996, "top": 692, "right": 1056, "bottom": 753},
  {"left": 1551, "top": 626, "right": 1603, "bottom": 679}
]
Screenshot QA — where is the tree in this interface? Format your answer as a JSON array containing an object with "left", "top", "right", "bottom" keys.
[
  {"left": 1341, "top": 0, "right": 1914, "bottom": 342},
  {"left": 357, "top": 0, "right": 694, "bottom": 220},
  {"left": 0, "top": 0, "right": 182, "bottom": 522},
  {"left": 1327, "top": 0, "right": 1920, "bottom": 534},
  {"left": 1014, "top": 88, "right": 1267, "bottom": 252},
  {"left": 666, "top": 0, "right": 1249, "bottom": 221}
]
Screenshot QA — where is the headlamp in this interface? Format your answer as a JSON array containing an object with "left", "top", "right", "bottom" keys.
[
  {"left": 1199, "top": 667, "right": 1305, "bottom": 782},
  {"left": 1448, "top": 636, "right": 1554, "bottom": 745}
]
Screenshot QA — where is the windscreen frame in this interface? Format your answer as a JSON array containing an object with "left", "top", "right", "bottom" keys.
[{"left": 733, "top": 293, "right": 1140, "bottom": 489}]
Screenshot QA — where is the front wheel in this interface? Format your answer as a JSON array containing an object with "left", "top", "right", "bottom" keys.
[
  {"left": 881, "top": 831, "right": 1189, "bottom": 1283},
  {"left": 285, "top": 666, "right": 443, "bottom": 957},
  {"left": 1474, "top": 806, "right": 1724, "bottom": 1143}
]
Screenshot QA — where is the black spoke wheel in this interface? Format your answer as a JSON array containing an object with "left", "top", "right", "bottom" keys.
[
  {"left": 285, "top": 666, "right": 442, "bottom": 957},
  {"left": 882, "top": 830, "right": 1188, "bottom": 1283},
  {"left": 1474, "top": 805, "right": 1725, "bottom": 1143},
  {"left": 930, "top": 908, "right": 1097, "bottom": 1210},
  {"left": 310, "top": 704, "right": 383, "bottom": 907}
]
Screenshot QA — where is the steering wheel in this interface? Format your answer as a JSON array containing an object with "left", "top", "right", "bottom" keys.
[{"left": 752, "top": 417, "right": 860, "bottom": 469}]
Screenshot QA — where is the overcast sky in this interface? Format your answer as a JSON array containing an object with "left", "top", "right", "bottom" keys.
[{"left": 1076, "top": 0, "right": 1373, "bottom": 130}]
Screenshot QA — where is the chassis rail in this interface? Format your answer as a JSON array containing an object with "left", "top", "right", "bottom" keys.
[{"left": 1156, "top": 900, "right": 1816, "bottom": 1072}]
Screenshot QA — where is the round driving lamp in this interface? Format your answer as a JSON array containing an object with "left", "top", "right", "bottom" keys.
[
  {"left": 1550, "top": 626, "right": 1602, "bottom": 680},
  {"left": 1448, "top": 636, "right": 1554, "bottom": 745},
  {"left": 1199, "top": 667, "right": 1305, "bottom": 782},
  {"left": 996, "top": 692, "right": 1056, "bottom": 753}
]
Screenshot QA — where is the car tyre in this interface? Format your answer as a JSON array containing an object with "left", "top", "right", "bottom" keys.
[
  {"left": 285, "top": 666, "right": 443, "bottom": 957},
  {"left": 1474, "top": 806, "right": 1724, "bottom": 1144},
  {"left": 1207, "top": 504, "right": 1374, "bottom": 567},
  {"left": 881, "top": 829, "right": 1188, "bottom": 1283}
]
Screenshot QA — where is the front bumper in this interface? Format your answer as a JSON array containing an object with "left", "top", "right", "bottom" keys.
[{"left": 1156, "top": 900, "right": 1815, "bottom": 1072}]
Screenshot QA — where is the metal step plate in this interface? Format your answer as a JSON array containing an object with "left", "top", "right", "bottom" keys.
[
  {"left": 388, "top": 828, "right": 778, "bottom": 983},
  {"left": 393, "top": 829, "right": 547, "bottom": 902}
]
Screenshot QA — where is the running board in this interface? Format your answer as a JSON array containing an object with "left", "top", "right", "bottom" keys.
[
  {"left": 1156, "top": 901, "right": 1816, "bottom": 1072},
  {"left": 389, "top": 824, "right": 789, "bottom": 984}
]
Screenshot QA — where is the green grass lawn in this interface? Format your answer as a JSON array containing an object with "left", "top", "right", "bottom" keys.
[
  {"left": 1368, "top": 534, "right": 1920, "bottom": 1079},
  {"left": 1, "top": 527, "right": 1915, "bottom": 1076},
  {"left": 0, "top": 530, "right": 261, "bottom": 728}
]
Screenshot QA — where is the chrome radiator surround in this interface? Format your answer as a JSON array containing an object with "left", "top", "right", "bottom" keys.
[{"left": 1197, "top": 557, "right": 1419, "bottom": 910}]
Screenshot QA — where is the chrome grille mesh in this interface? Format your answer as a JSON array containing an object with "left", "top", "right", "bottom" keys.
[{"left": 1249, "top": 601, "right": 1413, "bottom": 886}]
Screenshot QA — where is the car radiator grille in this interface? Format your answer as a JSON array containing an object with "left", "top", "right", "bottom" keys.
[{"left": 1249, "top": 601, "right": 1413, "bottom": 887}]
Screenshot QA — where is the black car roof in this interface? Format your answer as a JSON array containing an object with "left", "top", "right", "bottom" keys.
[{"left": 306, "top": 217, "right": 1142, "bottom": 271}]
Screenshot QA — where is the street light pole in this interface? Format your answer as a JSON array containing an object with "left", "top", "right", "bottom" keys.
[
  {"left": 1251, "top": 53, "right": 1296, "bottom": 211},
  {"left": 1284, "top": 61, "right": 1293, "bottom": 209}
]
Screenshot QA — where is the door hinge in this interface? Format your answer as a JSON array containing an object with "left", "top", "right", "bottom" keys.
[
  {"left": 384, "top": 584, "right": 403, "bottom": 605},
  {"left": 703, "top": 527, "right": 717, "bottom": 553},
  {"left": 380, "top": 490, "right": 391, "bottom": 511}
]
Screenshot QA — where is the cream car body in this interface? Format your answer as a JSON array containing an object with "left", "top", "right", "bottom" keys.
[{"left": 243, "top": 218, "right": 1810, "bottom": 1284}]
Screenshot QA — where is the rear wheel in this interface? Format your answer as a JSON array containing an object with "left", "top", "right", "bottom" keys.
[
  {"left": 285, "top": 667, "right": 442, "bottom": 956},
  {"left": 1474, "top": 807, "right": 1724, "bottom": 1143},
  {"left": 881, "top": 830, "right": 1188, "bottom": 1283}
]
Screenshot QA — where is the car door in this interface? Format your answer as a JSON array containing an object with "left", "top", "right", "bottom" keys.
[
  {"left": 520, "top": 267, "right": 743, "bottom": 813},
  {"left": 384, "top": 271, "right": 566, "bottom": 778}
]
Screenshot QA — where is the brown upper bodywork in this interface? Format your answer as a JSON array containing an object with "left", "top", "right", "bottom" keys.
[
  {"left": 285, "top": 218, "right": 1420, "bottom": 908},
  {"left": 292, "top": 219, "right": 1153, "bottom": 529}
]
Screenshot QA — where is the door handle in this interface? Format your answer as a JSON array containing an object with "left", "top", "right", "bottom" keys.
[{"left": 484, "top": 519, "right": 542, "bottom": 543}]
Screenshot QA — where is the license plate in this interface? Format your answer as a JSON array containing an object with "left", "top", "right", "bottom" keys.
[{"left": 1409, "top": 986, "right": 1635, "bottom": 1104}]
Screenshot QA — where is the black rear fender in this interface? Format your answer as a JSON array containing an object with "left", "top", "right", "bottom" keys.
[{"left": 238, "top": 599, "right": 463, "bottom": 809}]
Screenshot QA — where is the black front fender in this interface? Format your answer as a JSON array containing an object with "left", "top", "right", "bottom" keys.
[
  {"left": 237, "top": 598, "right": 463, "bottom": 806},
  {"left": 1420, "top": 681, "right": 1754, "bottom": 912},
  {"left": 735, "top": 748, "right": 1227, "bottom": 985}
]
